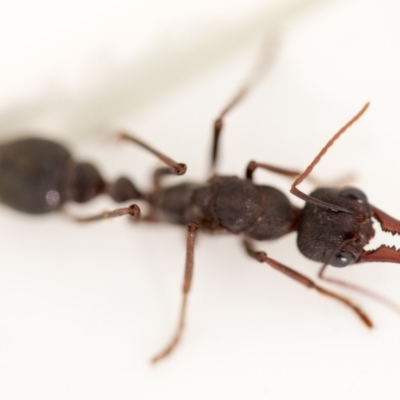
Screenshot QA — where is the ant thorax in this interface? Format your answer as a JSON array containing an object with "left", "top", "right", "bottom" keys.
[{"left": 185, "top": 176, "right": 298, "bottom": 239}]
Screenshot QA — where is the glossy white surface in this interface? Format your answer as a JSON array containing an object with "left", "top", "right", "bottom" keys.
[{"left": 0, "top": 1, "right": 400, "bottom": 399}]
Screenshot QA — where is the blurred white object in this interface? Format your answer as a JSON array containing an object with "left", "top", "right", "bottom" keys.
[{"left": 0, "top": 0, "right": 331, "bottom": 137}]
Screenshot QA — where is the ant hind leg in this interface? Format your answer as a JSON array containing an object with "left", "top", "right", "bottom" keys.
[{"left": 151, "top": 222, "right": 199, "bottom": 364}]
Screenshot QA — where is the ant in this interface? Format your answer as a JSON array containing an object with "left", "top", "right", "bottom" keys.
[{"left": 1, "top": 47, "right": 400, "bottom": 366}]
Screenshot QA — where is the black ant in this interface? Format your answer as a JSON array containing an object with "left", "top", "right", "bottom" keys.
[{"left": 1, "top": 52, "right": 400, "bottom": 365}]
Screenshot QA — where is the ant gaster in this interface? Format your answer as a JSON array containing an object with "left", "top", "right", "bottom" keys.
[
  {"left": 2, "top": 47, "right": 400, "bottom": 365},
  {"left": 0, "top": 134, "right": 185, "bottom": 218}
]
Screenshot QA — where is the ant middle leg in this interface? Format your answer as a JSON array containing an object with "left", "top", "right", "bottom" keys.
[
  {"left": 151, "top": 222, "right": 199, "bottom": 363},
  {"left": 210, "top": 35, "right": 280, "bottom": 174},
  {"left": 243, "top": 238, "right": 373, "bottom": 328}
]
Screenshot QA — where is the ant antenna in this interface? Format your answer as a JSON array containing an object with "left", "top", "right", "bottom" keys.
[
  {"left": 290, "top": 102, "right": 370, "bottom": 212},
  {"left": 319, "top": 263, "right": 400, "bottom": 316}
]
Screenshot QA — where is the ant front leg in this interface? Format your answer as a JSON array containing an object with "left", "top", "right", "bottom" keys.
[
  {"left": 317, "top": 264, "right": 400, "bottom": 316},
  {"left": 245, "top": 161, "right": 354, "bottom": 188},
  {"left": 246, "top": 161, "right": 326, "bottom": 187},
  {"left": 151, "top": 222, "right": 199, "bottom": 364},
  {"left": 243, "top": 239, "right": 373, "bottom": 328},
  {"left": 246, "top": 161, "right": 303, "bottom": 181}
]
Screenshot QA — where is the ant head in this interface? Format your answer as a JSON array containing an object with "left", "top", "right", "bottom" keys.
[
  {"left": 297, "top": 186, "right": 374, "bottom": 267},
  {"left": 297, "top": 186, "right": 400, "bottom": 267},
  {"left": 291, "top": 102, "right": 400, "bottom": 267}
]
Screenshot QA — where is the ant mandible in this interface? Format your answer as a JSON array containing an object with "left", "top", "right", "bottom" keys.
[{"left": 1, "top": 41, "right": 400, "bottom": 365}]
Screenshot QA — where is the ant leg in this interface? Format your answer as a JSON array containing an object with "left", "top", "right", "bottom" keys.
[
  {"left": 151, "top": 222, "right": 199, "bottom": 363},
  {"left": 211, "top": 88, "right": 247, "bottom": 173},
  {"left": 118, "top": 131, "right": 186, "bottom": 176},
  {"left": 243, "top": 238, "right": 373, "bottom": 328},
  {"left": 318, "top": 264, "right": 400, "bottom": 316},
  {"left": 152, "top": 166, "right": 183, "bottom": 191},
  {"left": 210, "top": 35, "right": 280, "bottom": 173},
  {"left": 246, "top": 161, "right": 355, "bottom": 188},
  {"left": 66, "top": 204, "right": 140, "bottom": 223},
  {"left": 290, "top": 102, "right": 369, "bottom": 212},
  {"left": 117, "top": 131, "right": 186, "bottom": 220},
  {"left": 246, "top": 161, "right": 302, "bottom": 181}
]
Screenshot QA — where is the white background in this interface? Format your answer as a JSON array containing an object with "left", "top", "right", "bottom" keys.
[{"left": 1, "top": 0, "right": 400, "bottom": 399}]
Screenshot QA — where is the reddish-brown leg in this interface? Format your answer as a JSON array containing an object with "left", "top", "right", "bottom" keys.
[
  {"left": 246, "top": 161, "right": 303, "bottom": 181},
  {"left": 116, "top": 131, "right": 187, "bottom": 222},
  {"left": 243, "top": 239, "right": 373, "bottom": 328},
  {"left": 152, "top": 166, "right": 184, "bottom": 191},
  {"left": 151, "top": 222, "right": 199, "bottom": 363},
  {"left": 318, "top": 264, "right": 400, "bottom": 316},
  {"left": 210, "top": 35, "right": 280, "bottom": 173},
  {"left": 118, "top": 131, "right": 186, "bottom": 176},
  {"left": 138, "top": 165, "right": 189, "bottom": 222},
  {"left": 246, "top": 161, "right": 355, "bottom": 188},
  {"left": 66, "top": 204, "right": 140, "bottom": 223}
]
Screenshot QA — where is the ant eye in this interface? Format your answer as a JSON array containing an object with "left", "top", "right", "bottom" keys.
[
  {"left": 329, "top": 251, "right": 356, "bottom": 267},
  {"left": 340, "top": 187, "right": 368, "bottom": 204}
]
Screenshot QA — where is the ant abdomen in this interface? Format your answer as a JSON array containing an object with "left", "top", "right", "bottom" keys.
[
  {"left": 0, "top": 137, "right": 142, "bottom": 214},
  {"left": 0, "top": 137, "right": 72, "bottom": 213}
]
